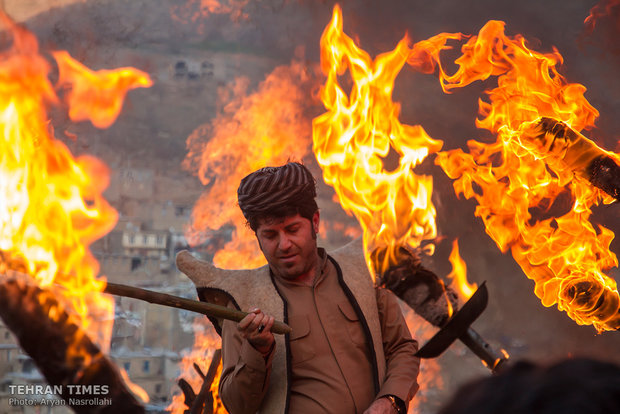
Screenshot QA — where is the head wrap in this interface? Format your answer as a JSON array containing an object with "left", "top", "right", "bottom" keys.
[{"left": 237, "top": 162, "right": 317, "bottom": 220}]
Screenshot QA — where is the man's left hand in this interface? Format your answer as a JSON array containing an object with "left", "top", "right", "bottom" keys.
[{"left": 363, "top": 397, "right": 397, "bottom": 414}]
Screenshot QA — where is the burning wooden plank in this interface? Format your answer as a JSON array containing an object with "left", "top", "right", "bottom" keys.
[
  {"left": 374, "top": 246, "right": 457, "bottom": 327},
  {"left": 520, "top": 117, "right": 620, "bottom": 202},
  {"left": 0, "top": 277, "right": 144, "bottom": 412},
  {"left": 176, "top": 349, "right": 222, "bottom": 414},
  {"left": 431, "top": 19, "right": 620, "bottom": 332}
]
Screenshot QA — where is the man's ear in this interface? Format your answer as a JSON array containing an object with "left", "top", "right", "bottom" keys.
[{"left": 312, "top": 210, "right": 320, "bottom": 234}]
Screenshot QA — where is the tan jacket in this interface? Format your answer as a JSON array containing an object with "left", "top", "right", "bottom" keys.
[{"left": 182, "top": 240, "right": 419, "bottom": 413}]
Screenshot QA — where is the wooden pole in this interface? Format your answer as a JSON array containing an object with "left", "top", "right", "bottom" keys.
[
  {"left": 190, "top": 349, "right": 222, "bottom": 414},
  {"left": 104, "top": 282, "right": 291, "bottom": 335}
]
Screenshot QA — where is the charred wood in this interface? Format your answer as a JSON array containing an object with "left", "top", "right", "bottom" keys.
[
  {"left": 0, "top": 278, "right": 144, "bottom": 413},
  {"left": 178, "top": 349, "right": 222, "bottom": 414},
  {"left": 528, "top": 117, "right": 620, "bottom": 201},
  {"left": 378, "top": 247, "right": 458, "bottom": 327},
  {"left": 190, "top": 349, "right": 221, "bottom": 414}
]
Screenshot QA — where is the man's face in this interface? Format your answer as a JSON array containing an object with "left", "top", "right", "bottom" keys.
[{"left": 256, "top": 211, "right": 320, "bottom": 281}]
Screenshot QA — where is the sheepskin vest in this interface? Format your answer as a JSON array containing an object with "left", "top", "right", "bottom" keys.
[{"left": 190, "top": 240, "right": 386, "bottom": 414}]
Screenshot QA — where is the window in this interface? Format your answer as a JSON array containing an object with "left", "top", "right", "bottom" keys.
[
  {"left": 123, "top": 362, "right": 131, "bottom": 371},
  {"left": 22, "top": 359, "right": 35, "bottom": 373},
  {"left": 143, "top": 360, "right": 150, "bottom": 373},
  {"left": 155, "top": 384, "right": 162, "bottom": 394},
  {"left": 131, "top": 257, "right": 142, "bottom": 271},
  {"left": 175, "top": 206, "right": 188, "bottom": 217}
]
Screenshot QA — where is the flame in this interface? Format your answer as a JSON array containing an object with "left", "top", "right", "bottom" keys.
[
  {"left": 446, "top": 239, "right": 477, "bottom": 302},
  {"left": 183, "top": 60, "right": 315, "bottom": 269},
  {"left": 584, "top": 0, "right": 620, "bottom": 34},
  {"left": 431, "top": 21, "right": 620, "bottom": 332},
  {"left": 313, "top": 5, "right": 463, "bottom": 280},
  {"left": 168, "top": 320, "right": 226, "bottom": 414},
  {"left": 119, "top": 368, "right": 150, "bottom": 403},
  {"left": 0, "top": 12, "right": 151, "bottom": 349},
  {"left": 170, "top": 0, "right": 250, "bottom": 33},
  {"left": 53, "top": 51, "right": 152, "bottom": 129}
]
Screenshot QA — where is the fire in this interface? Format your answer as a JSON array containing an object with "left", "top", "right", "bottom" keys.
[
  {"left": 584, "top": 0, "right": 620, "bottom": 34},
  {"left": 168, "top": 320, "right": 226, "bottom": 414},
  {"left": 431, "top": 21, "right": 620, "bottom": 332},
  {"left": 183, "top": 60, "right": 314, "bottom": 269},
  {"left": 0, "top": 11, "right": 151, "bottom": 351},
  {"left": 313, "top": 5, "right": 460, "bottom": 280},
  {"left": 120, "top": 368, "right": 150, "bottom": 403},
  {"left": 446, "top": 239, "right": 477, "bottom": 302},
  {"left": 53, "top": 50, "right": 152, "bottom": 129},
  {"left": 170, "top": 0, "right": 250, "bottom": 33}
]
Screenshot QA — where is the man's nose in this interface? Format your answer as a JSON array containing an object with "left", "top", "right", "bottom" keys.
[{"left": 278, "top": 233, "right": 292, "bottom": 250}]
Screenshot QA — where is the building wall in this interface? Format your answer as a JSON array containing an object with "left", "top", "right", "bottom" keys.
[
  {"left": 0, "top": 344, "right": 20, "bottom": 377},
  {"left": 111, "top": 354, "right": 173, "bottom": 403}
]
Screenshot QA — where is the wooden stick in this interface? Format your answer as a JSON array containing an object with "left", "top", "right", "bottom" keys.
[
  {"left": 104, "top": 282, "right": 291, "bottom": 335},
  {"left": 190, "top": 349, "right": 222, "bottom": 414}
]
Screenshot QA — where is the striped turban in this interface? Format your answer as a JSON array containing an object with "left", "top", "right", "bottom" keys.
[{"left": 237, "top": 162, "right": 317, "bottom": 222}]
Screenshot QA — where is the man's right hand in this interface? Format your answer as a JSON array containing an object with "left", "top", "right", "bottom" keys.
[{"left": 238, "top": 308, "right": 275, "bottom": 356}]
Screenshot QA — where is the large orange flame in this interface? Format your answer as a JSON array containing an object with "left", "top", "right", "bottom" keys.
[
  {"left": 0, "top": 13, "right": 151, "bottom": 349},
  {"left": 183, "top": 60, "right": 314, "bottom": 269},
  {"left": 432, "top": 21, "right": 620, "bottom": 332},
  {"left": 313, "top": 5, "right": 461, "bottom": 280}
]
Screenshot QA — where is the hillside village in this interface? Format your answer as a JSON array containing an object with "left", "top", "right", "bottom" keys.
[{"left": 1, "top": 1, "right": 620, "bottom": 413}]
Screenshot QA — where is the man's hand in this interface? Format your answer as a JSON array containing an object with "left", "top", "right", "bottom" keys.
[
  {"left": 237, "top": 308, "right": 275, "bottom": 356},
  {"left": 363, "top": 397, "right": 398, "bottom": 414}
]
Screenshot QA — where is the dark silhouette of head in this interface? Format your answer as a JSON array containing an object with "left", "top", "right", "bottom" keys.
[{"left": 438, "top": 358, "right": 620, "bottom": 414}]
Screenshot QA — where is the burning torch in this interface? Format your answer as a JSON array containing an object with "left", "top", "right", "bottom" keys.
[{"left": 520, "top": 117, "right": 620, "bottom": 202}]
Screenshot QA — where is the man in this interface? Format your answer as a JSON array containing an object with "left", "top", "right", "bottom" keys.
[{"left": 218, "top": 161, "right": 420, "bottom": 414}]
